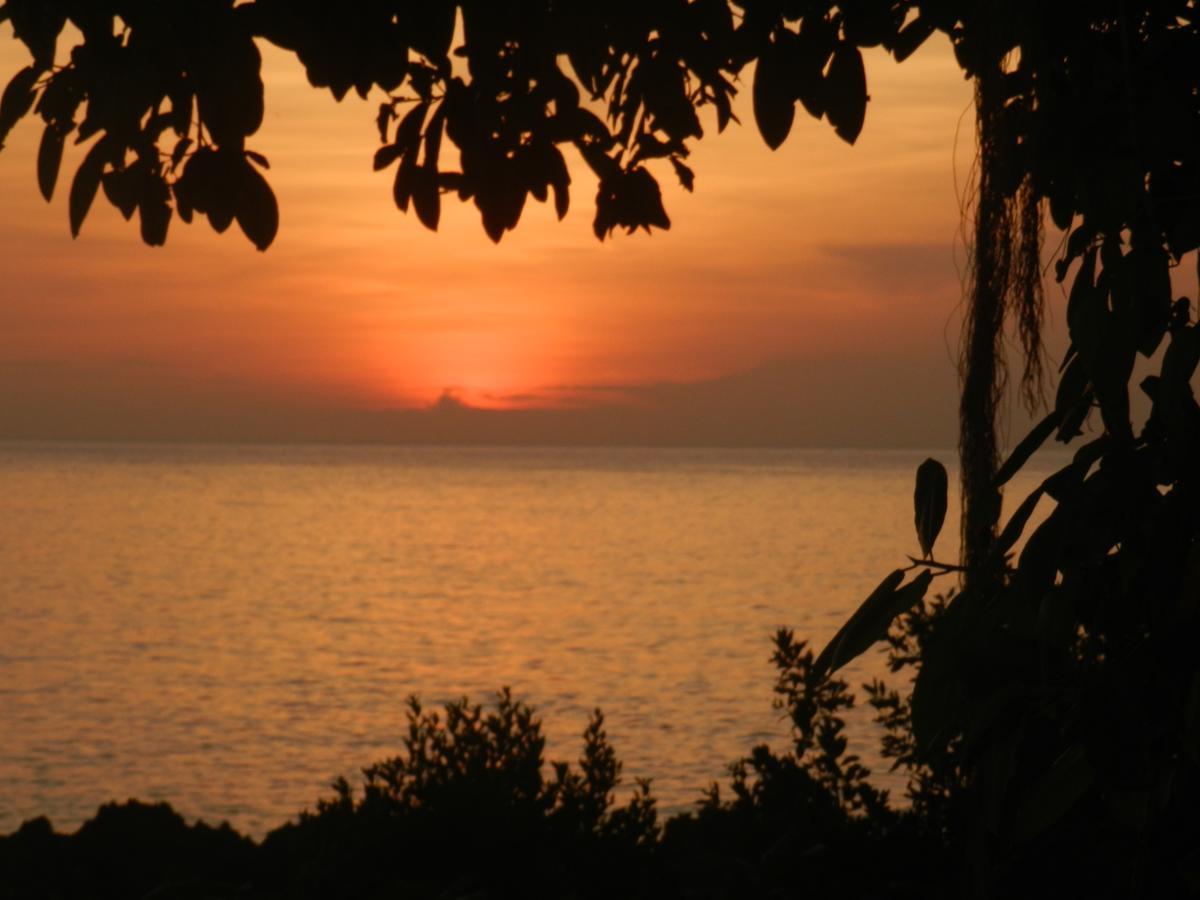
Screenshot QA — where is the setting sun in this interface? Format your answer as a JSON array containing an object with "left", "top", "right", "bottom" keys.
[{"left": 374, "top": 328, "right": 572, "bottom": 409}]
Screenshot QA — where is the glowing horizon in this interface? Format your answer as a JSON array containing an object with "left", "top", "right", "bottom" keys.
[{"left": 0, "top": 28, "right": 980, "bottom": 443}]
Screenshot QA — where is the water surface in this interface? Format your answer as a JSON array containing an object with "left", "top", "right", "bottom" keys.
[{"left": 0, "top": 443, "right": 1058, "bottom": 835}]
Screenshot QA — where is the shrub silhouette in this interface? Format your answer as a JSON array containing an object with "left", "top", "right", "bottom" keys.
[
  {"left": 1, "top": 673, "right": 922, "bottom": 899},
  {"left": 257, "top": 689, "right": 658, "bottom": 899},
  {"left": 659, "top": 630, "right": 955, "bottom": 899},
  {"left": 0, "top": 801, "right": 256, "bottom": 900}
]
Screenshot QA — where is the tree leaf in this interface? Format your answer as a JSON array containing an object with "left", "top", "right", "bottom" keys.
[
  {"left": 376, "top": 102, "right": 394, "bottom": 144},
  {"left": 393, "top": 157, "right": 415, "bottom": 212},
  {"left": 412, "top": 165, "right": 440, "bottom": 231},
  {"left": 823, "top": 44, "right": 868, "bottom": 145},
  {"left": 244, "top": 149, "right": 270, "bottom": 170},
  {"left": 1066, "top": 246, "right": 1101, "bottom": 369},
  {"left": 234, "top": 157, "right": 279, "bottom": 251},
  {"left": 138, "top": 172, "right": 172, "bottom": 247},
  {"left": 546, "top": 145, "right": 570, "bottom": 220},
  {"left": 914, "top": 458, "right": 948, "bottom": 559},
  {"left": 475, "top": 164, "right": 527, "bottom": 243},
  {"left": 423, "top": 103, "right": 446, "bottom": 171},
  {"left": 101, "top": 168, "right": 139, "bottom": 221},
  {"left": 36, "top": 68, "right": 83, "bottom": 128},
  {"left": 891, "top": 15, "right": 935, "bottom": 63},
  {"left": 208, "top": 205, "right": 234, "bottom": 234},
  {"left": 68, "top": 137, "right": 112, "bottom": 238},
  {"left": 396, "top": 102, "right": 428, "bottom": 157},
  {"left": 569, "top": 108, "right": 616, "bottom": 148},
  {"left": 1054, "top": 356, "right": 1092, "bottom": 442},
  {"left": 1017, "top": 507, "right": 1068, "bottom": 598},
  {"left": 991, "top": 486, "right": 1044, "bottom": 560},
  {"left": 0, "top": 65, "right": 39, "bottom": 149},
  {"left": 373, "top": 143, "right": 405, "bottom": 171},
  {"left": 1162, "top": 322, "right": 1200, "bottom": 390},
  {"left": 1064, "top": 222, "right": 1094, "bottom": 263},
  {"left": 628, "top": 167, "right": 670, "bottom": 232},
  {"left": 994, "top": 408, "right": 1061, "bottom": 488},
  {"left": 671, "top": 157, "right": 695, "bottom": 192},
  {"left": 752, "top": 37, "right": 794, "bottom": 151},
  {"left": 194, "top": 33, "right": 263, "bottom": 146},
  {"left": 791, "top": 19, "right": 833, "bottom": 119},
  {"left": 813, "top": 569, "right": 931, "bottom": 679},
  {"left": 170, "top": 137, "right": 193, "bottom": 170},
  {"left": 1054, "top": 355, "right": 1088, "bottom": 413},
  {"left": 36, "top": 122, "right": 65, "bottom": 201}
]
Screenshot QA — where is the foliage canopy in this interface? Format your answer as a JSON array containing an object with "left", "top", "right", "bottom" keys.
[{"left": 0, "top": 0, "right": 912, "bottom": 248}]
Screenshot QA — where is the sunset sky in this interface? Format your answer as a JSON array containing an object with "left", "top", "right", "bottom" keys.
[{"left": 0, "top": 26, "right": 1034, "bottom": 447}]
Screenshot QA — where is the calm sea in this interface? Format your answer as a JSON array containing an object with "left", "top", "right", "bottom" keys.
[{"left": 0, "top": 442, "right": 1058, "bottom": 836}]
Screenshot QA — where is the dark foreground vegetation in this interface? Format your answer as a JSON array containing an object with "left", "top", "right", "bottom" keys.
[
  {"left": 5, "top": 582, "right": 1198, "bottom": 900},
  {"left": 0, "top": 630, "right": 937, "bottom": 900}
]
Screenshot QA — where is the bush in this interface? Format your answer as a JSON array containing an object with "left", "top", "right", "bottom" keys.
[
  {"left": 658, "top": 630, "right": 950, "bottom": 900},
  {"left": 258, "top": 688, "right": 658, "bottom": 899},
  {"left": 0, "top": 801, "right": 255, "bottom": 900}
]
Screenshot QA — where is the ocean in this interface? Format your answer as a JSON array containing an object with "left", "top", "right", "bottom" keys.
[{"left": 0, "top": 442, "right": 1058, "bottom": 836}]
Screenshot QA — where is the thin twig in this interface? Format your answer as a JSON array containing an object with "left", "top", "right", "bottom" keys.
[{"left": 906, "top": 555, "right": 969, "bottom": 573}]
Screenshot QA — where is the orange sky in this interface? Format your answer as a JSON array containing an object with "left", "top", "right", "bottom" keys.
[{"left": 0, "top": 26, "right": 999, "bottom": 446}]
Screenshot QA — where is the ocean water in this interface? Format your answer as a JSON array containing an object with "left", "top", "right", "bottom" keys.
[{"left": 0, "top": 442, "right": 1059, "bottom": 836}]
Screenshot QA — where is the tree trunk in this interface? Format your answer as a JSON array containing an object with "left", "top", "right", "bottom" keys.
[{"left": 960, "top": 33, "right": 1008, "bottom": 589}]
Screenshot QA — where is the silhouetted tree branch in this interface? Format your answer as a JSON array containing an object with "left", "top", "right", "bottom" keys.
[{"left": 0, "top": 2, "right": 903, "bottom": 250}]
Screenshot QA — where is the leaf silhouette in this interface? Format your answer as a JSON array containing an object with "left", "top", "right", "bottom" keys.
[
  {"left": 823, "top": 44, "right": 868, "bottom": 144},
  {"left": 396, "top": 102, "right": 429, "bottom": 157},
  {"left": 138, "top": 172, "right": 172, "bottom": 247},
  {"left": 752, "top": 37, "right": 794, "bottom": 150},
  {"left": 36, "top": 122, "right": 65, "bottom": 201},
  {"left": 1054, "top": 356, "right": 1092, "bottom": 441},
  {"left": 69, "top": 137, "right": 113, "bottom": 238},
  {"left": 1066, "top": 246, "right": 1101, "bottom": 369},
  {"left": 393, "top": 157, "right": 415, "bottom": 212},
  {"left": 423, "top": 104, "right": 446, "bottom": 171},
  {"left": 194, "top": 31, "right": 263, "bottom": 146},
  {"left": 994, "top": 410, "right": 1061, "bottom": 488},
  {"left": 546, "top": 145, "right": 570, "bottom": 220},
  {"left": 0, "top": 65, "right": 38, "bottom": 148},
  {"left": 412, "top": 166, "right": 440, "bottom": 231},
  {"left": 671, "top": 157, "right": 694, "bottom": 192},
  {"left": 891, "top": 15, "right": 935, "bottom": 63},
  {"left": 234, "top": 157, "right": 279, "bottom": 251},
  {"left": 101, "top": 167, "right": 140, "bottom": 221},
  {"left": 374, "top": 143, "right": 404, "bottom": 171},
  {"left": 375, "top": 103, "right": 394, "bottom": 143},
  {"left": 992, "top": 486, "right": 1044, "bottom": 560},
  {"left": 792, "top": 18, "right": 834, "bottom": 119},
  {"left": 814, "top": 568, "right": 932, "bottom": 679},
  {"left": 914, "top": 458, "right": 948, "bottom": 559}
]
